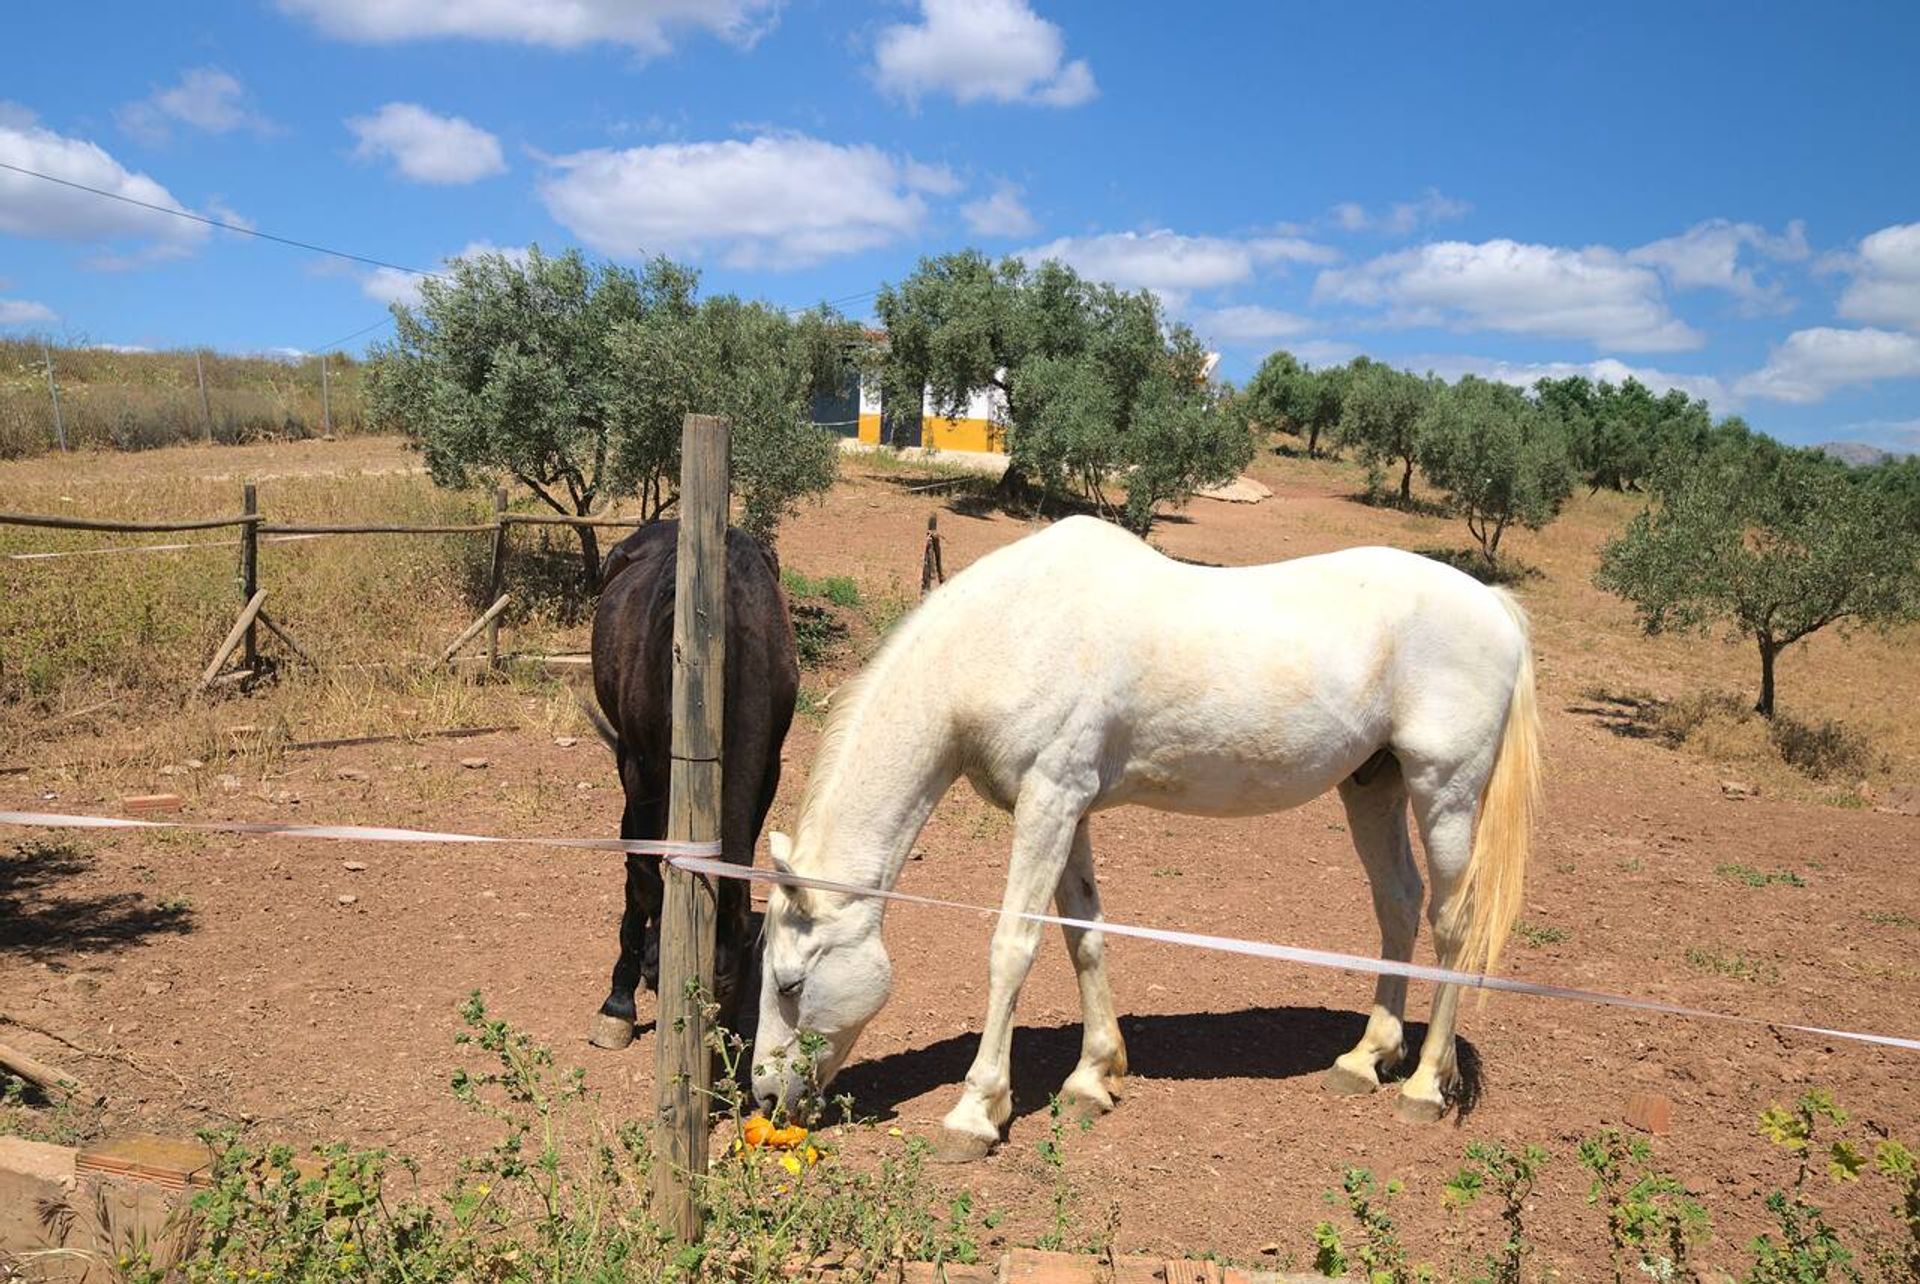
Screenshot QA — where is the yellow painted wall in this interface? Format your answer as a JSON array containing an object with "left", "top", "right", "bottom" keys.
[
  {"left": 923, "top": 416, "right": 1006, "bottom": 453},
  {"left": 857, "top": 413, "right": 882, "bottom": 444}
]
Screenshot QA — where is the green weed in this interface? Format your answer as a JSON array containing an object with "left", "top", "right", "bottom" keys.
[
  {"left": 1512, "top": 920, "right": 1568, "bottom": 947},
  {"left": 1715, "top": 863, "right": 1806, "bottom": 888}
]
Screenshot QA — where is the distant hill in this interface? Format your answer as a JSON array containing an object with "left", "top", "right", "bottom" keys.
[{"left": 1814, "top": 441, "right": 1911, "bottom": 467}]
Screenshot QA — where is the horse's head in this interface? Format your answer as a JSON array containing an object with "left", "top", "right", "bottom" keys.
[{"left": 751, "top": 831, "right": 892, "bottom": 1116}]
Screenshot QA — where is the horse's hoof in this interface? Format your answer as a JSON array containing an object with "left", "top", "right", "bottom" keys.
[
  {"left": 588, "top": 1013, "right": 636, "bottom": 1050},
  {"left": 1325, "top": 1064, "right": 1380, "bottom": 1097},
  {"left": 931, "top": 1128, "right": 996, "bottom": 1164},
  {"left": 1393, "top": 1092, "right": 1447, "bottom": 1124}
]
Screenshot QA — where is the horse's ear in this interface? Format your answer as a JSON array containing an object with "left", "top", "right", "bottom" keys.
[{"left": 768, "top": 831, "right": 796, "bottom": 877}]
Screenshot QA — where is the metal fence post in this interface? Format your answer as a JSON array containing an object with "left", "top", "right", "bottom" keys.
[{"left": 41, "top": 341, "right": 66, "bottom": 452}]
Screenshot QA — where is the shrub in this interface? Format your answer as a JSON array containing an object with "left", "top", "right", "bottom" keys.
[{"left": 1768, "top": 714, "right": 1875, "bottom": 781}]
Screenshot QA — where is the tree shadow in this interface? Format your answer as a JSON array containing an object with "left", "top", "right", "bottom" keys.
[
  {"left": 0, "top": 841, "right": 195, "bottom": 961},
  {"left": 1564, "top": 688, "right": 1663, "bottom": 742},
  {"left": 832, "top": 1004, "right": 1483, "bottom": 1126},
  {"left": 1348, "top": 490, "right": 1452, "bottom": 519},
  {"left": 1412, "top": 546, "right": 1541, "bottom": 587}
]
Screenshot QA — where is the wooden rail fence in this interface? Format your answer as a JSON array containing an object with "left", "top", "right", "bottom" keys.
[{"left": 0, "top": 487, "right": 650, "bottom": 692}]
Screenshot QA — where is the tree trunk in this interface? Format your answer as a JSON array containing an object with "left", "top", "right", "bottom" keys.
[
  {"left": 1755, "top": 635, "right": 1777, "bottom": 718},
  {"left": 576, "top": 513, "right": 601, "bottom": 592},
  {"left": 1399, "top": 455, "right": 1414, "bottom": 505}
]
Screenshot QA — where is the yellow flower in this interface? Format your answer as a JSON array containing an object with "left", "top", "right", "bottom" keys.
[
  {"left": 886, "top": 1127, "right": 903, "bottom": 1138},
  {"left": 779, "top": 1153, "right": 803, "bottom": 1176},
  {"left": 475, "top": 1183, "right": 490, "bottom": 1197},
  {"left": 802, "top": 1145, "right": 821, "bottom": 1166}
]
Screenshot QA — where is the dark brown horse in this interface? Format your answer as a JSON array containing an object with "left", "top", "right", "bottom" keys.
[{"left": 586, "top": 521, "right": 799, "bottom": 1049}]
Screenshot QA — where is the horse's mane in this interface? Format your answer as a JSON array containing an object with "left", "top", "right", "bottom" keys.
[{"left": 792, "top": 590, "right": 931, "bottom": 855}]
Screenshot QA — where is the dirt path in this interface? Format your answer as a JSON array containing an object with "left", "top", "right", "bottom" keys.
[{"left": 4, "top": 446, "right": 1917, "bottom": 1275}]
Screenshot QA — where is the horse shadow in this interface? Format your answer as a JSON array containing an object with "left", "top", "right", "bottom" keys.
[{"left": 832, "top": 1005, "right": 1483, "bottom": 1125}]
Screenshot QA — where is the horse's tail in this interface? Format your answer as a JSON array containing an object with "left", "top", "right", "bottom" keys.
[
  {"left": 1452, "top": 589, "right": 1541, "bottom": 981},
  {"left": 577, "top": 695, "right": 621, "bottom": 758}
]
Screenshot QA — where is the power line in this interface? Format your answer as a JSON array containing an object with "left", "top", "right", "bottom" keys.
[
  {"left": 0, "top": 160, "right": 438, "bottom": 278},
  {"left": 309, "top": 314, "right": 394, "bottom": 354}
]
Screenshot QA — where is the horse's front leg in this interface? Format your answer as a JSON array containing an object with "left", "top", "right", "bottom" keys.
[
  {"left": 1055, "top": 819, "right": 1126, "bottom": 1116},
  {"left": 938, "top": 780, "right": 1088, "bottom": 1161}
]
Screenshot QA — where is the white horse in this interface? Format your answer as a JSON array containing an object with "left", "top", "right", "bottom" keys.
[{"left": 752, "top": 515, "right": 1539, "bottom": 1156}]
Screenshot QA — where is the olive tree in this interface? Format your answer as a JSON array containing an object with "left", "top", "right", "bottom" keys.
[
  {"left": 1416, "top": 376, "right": 1576, "bottom": 568},
  {"left": 1595, "top": 437, "right": 1920, "bottom": 716},
  {"left": 1337, "top": 359, "right": 1434, "bottom": 504},
  {"left": 874, "top": 251, "right": 1250, "bottom": 534},
  {"left": 1243, "top": 349, "right": 1347, "bottom": 458},
  {"left": 368, "top": 247, "right": 850, "bottom": 584}
]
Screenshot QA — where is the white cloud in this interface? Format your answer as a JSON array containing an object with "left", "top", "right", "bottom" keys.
[
  {"left": 1019, "top": 229, "right": 1334, "bottom": 306},
  {"left": 0, "top": 298, "right": 57, "bottom": 326},
  {"left": 873, "top": 0, "right": 1096, "bottom": 108},
  {"left": 1313, "top": 238, "right": 1701, "bottom": 352},
  {"left": 538, "top": 135, "right": 931, "bottom": 268},
  {"left": 0, "top": 115, "right": 207, "bottom": 254},
  {"left": 1626, "top": 218, "right": 1807, "bottom": 311},
  {"left": 362, "top": 240, "right": 529, "bottom": 307},
  {"left": 961, "top": 182, "right": 1037, "bottom": 238},
  {"left": 1409, "top": 354, "right": 1731, "bottom": 408},
  {"left": 902, "top": 159, "right": 962, "bottom": 196},
  {"left": 90, "top": 342, "right": 154, "bottom": 353},
  {"left": 348, "top": 103, "right": 506, "bottom": 184},
  {"left": 1832, "top": 222, "right": 1920, "bottom": 331},
  {"left": 277, "top": 0, "right": 779, "bottom": 56},
  {"left": 1192, "top": 304, "right": 1314, "bottom": 345},
  {"left": 1736, "top": 326, "right": 1920, "bottom": 403},
  {"left": 118, "top": 68, "right": 275, "bottom": 143},
  {"left": 1329, "top": 190, "right": 1470, "bottom": 236}
]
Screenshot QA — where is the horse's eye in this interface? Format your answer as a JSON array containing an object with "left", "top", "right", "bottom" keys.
[{"left": 777, "top": 976, "right": 803, "bottom": 999}]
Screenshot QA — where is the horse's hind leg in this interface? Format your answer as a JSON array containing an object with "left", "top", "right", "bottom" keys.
[
  {"left": 1055, "top": 819, "right": 1127, "bottom": 1117},
  {"left": 1395, "top": 770, "right": 1487, "bottom": 1122},
  {"left": 1326, "top": 761, "right": 1421, "bottom": 1096}
]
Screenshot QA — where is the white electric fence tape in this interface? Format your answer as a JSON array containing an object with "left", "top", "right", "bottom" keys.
[{"left": 2, "top": 810, "right": 1915, "bottom": 1054}]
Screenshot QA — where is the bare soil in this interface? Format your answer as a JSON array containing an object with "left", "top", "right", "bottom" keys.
[{"left": 3, "top": 438, "right": 1917, "bottom": 1276}]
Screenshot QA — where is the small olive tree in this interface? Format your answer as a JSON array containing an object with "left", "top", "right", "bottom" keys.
[
  {"left": 1338, "top": 359, "right": 1434, "bottom": 505},
  {"left": 1417, "top": 376, "right": 1576, "bottom": 568},
  {"left": 1595, "top": 437, "right": 1920, "bottom": 716},
  {"left": 1243, "top": 349, "right": 1347, "bottom": 458},
  {"left": 875, "top": 251, "right": 1250, "bottom": 534}
]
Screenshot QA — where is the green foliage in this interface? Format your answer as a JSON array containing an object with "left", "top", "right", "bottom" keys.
[
  {"left": 1445, "top": 1141, "right": 1548, "bottom": 1284},
  {"left": 1338, "top": 360, "right": 1435, "bottom": 504},
  {"left": 1748, "top": 1091, "right": 1863, "bottom": 1283},
  {"left": 1595, "top": 433, "right": 1920, "bottom": 716},
  {"left": 1715, "top": 863, "right": 1807, "bottom": 888},
  {"left": 1317, "top": 1167, "right": 1432, "bottom": 1284},
  {"left": 1416, "top": 375, "right": 1576, "bottom": 566},
  {"left": 1244, "top": 349, "right": 1348, "bottom": 458},
  {"left": 874, "top": 251, "right": 1251, "bottom": 533},
  {"left": 367, "top": 248, "right": 849, "bottom": 580},
  {"left": 1577, "top": 1129, "right": 1710, "bottom": 1284},
  {"left": 1511, "top": 920, "right": 1568, "bottom": 947},
  {"left": 1533, "top": 376, "right": 1717, "bottom": 493}
]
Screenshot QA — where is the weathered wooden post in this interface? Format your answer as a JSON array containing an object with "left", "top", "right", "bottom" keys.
[
  {"left": 240, "top": 483, "right": 260, "bottom": 674},
  {"left": 653, "top": 412, "right": 729, "bottom": 1242},
  {"left": 486, "top": 488, "right": 509, "bottom": 669},
  {"left": 921, "top": 510, "right": 946, "bottom": 596},
  {"left": 319, "top": 353, "right": 334, "bottom": 440}
]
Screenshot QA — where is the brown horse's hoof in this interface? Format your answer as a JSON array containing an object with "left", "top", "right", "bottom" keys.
[
  {"left": 1393, "top": 1092, "right": 1447, "bottom": 1124},
  {"left": 588, "top": 1013, "right": 636, "bottom": 1050},
  {"left": 931, "top": 1128, "right": 996, "bottom": 1164},
  {"left": 1324, "top": 1064, "right": 1380, "bottom": 1097}
]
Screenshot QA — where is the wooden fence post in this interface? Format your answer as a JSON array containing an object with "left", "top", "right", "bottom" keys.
[
  {"left": 653, "top": 412, "right": 729, "bottom": 1243},
  {"left": 319, "top": 354, "right": 333, "bottom": 440},
  {"left": 487, "top": 488, "right": 509, "bottom": 669},
  {"left": 921, "top": 511, "right": 946, "bottom": 596},
  {"left": 240, "top": 483, "right": 259, "bottom": 673}
]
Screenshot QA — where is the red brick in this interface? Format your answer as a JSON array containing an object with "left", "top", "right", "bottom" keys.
[
  {"left": 1625, "top": 1091, "right": 1674, "bottom": 1136},
  {"left": 1004, "top": 1248, "right": 1106, "bottom": 1283},
  {"left": 1164, "top": 1263, "right": 1220, "bottom": 1284},
  {"left": 1112, "top": 1256, "right": 1167, "bottom": 1284}
]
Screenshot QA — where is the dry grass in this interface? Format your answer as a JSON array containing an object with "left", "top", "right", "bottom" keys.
[{"left": 0, "top": 340, "right": 367, "bottom": 459}]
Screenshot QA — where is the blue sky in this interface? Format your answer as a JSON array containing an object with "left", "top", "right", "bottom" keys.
[{"left": 3, "top": 1, "right": 1917, "bottom": 450}]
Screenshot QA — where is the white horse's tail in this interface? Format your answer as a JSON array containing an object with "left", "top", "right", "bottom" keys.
[{"left": 1452, "top": 589, "right": 1541, "bottom": 980}]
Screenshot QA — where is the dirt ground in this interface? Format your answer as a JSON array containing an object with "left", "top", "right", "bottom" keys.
[{"left": 3, "top": 439, "right": 1918, "bottom": 1275}]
